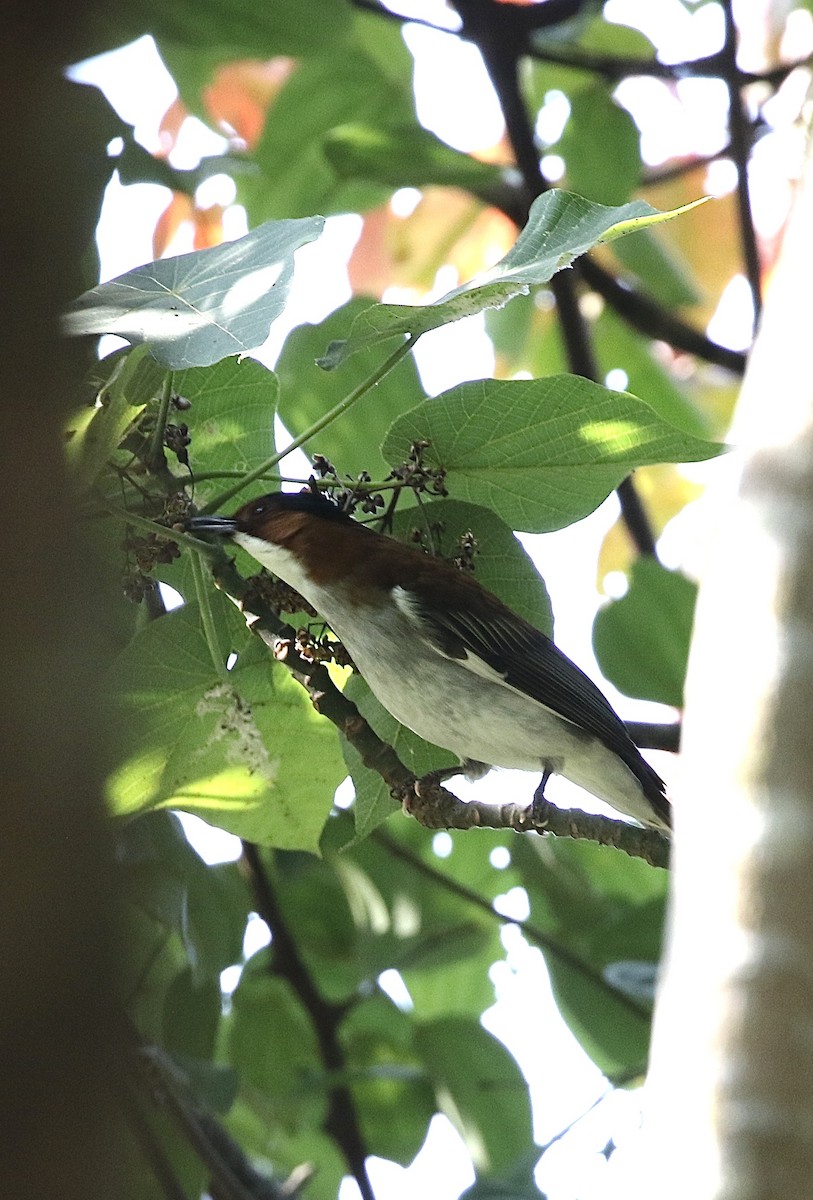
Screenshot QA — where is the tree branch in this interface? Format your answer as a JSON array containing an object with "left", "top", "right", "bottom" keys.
[
  {"left": 129, "top": 1039, "right": 298, "bottom": 1200},
  {"left": 578, "top": 256, "right": 748, "bottom": 374},
  {"left": 721, "top": 0, "right": 762, "bottom": 321},
  {"left": 453, "top": 0, "right": 660, "bottom": 555},
  {"left": 240, "top": 844, "right": 376, "bottom": 1200},
  {"left": 397, "top": 778, "right": 670, "bottom": 869}
]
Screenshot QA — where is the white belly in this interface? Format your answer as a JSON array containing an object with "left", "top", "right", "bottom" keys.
[
  {"left": 233, "top": 531, "right": 659, "bottom": 827},
  {"left": 314, "top": 590, "right": 657, "bottom": 827}
]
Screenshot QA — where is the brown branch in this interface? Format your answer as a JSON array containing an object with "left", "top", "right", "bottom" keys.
[
  {"left": 129, "top": 1040, "right": 297, "bottom": 1200},
  {"left": 396, "top": 778, "right": 670, "bottom": 869},
  {"left": 578, "top": 257, "right": 748, "bottom": 374},
  {"left": 625, "top": 721, "right": 681, "bottom": 753},
  {"left": 721, "top": 0, "right": 762, "bottom": 320},
  {"left": 239, "top": 845, "right": 376, "bottom": 1200}
]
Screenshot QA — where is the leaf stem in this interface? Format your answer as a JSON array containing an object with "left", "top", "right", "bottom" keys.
[
  {"left": 147, "top": 371, "right": 174, "bottom": 472},
  {"left": 203, "top": 337, "right": 415, "bottom": 512},
  {"left": 191, "top": 551, "right": 228, "bottom": 679},
  {"left": 104, "top": 504, "right": 219, "bottom": 559}
]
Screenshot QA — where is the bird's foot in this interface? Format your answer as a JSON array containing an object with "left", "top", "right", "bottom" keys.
[
  {"left": 416, "top": 765, "right": 464, "bottom": 794},
  {"left": 528, "top": 768, "right": 553, "bottom": 828},
  {"left": 397, "top": 768, "right": 463, "bottom": 829}
]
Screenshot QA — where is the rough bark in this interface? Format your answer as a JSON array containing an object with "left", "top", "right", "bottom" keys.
[{"left": 644, "top": 101, "right": 813, "bottom": 1198}]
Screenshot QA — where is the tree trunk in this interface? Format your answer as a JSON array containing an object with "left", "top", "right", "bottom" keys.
[
  {"left": 644, "top": 104, "right": 813, "bottom": 1197},
  {"left": 0, "top": 5, "right": 128, "bottom": 1197}
]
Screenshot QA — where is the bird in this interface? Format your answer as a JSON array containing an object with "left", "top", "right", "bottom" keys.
[{"left": 187, "top": 490, "right": 671, "bottom": 832}]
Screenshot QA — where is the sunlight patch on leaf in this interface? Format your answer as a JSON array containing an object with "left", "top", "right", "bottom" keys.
[{"left": 63, "top": 215, "right": 324, "bottom": 368}]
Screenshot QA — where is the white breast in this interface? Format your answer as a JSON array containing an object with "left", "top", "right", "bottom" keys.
[{"left": 234, "top": 530, "right": 662, "bottom": 827}]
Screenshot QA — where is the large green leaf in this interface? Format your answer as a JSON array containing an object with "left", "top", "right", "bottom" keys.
[
  {"left": 320, "top": 190, "right": 705, "bottom": 367},
  {"left": 555, "top": 85, "right": 641, "bottom": 205},
  {"left": 107, "top": 602, "right": 345, "bottom": 851},
  {"left": 511, "top": 836, "right": 666, "bottom": 1074},
  {"left": 415, "top": 1017, "right": 533, "bottom": 1174},
  {"left": 338, "top": 994, "right": 436, "bottom": 1163},
  {"left": 337, "top": 820, "right": 502, "bottom": 1020},
  {"left": 275, "top": 297, "right": 426, "bottom": 480},
  {"left": 383, "top": 375, "right": 722, "bottom": 533},
  {"left": 324, "top": 122, "right": 508, "bottom": 197},
  {"left": 459, "top": 1153, "right": 544, "bottom": 1200},
  {"left": 173, "top": 357, "right": 278, "bottom": 505},
  {"left": 228, "top": 967, "right": 327, "bottom": 1132},
  {"left": 78, "top": 0, "right": 354, "bottom": 87},
  {"left": 63, "top": 217, "right": 324, "bottom": 368},
  {"left": 593, "top": 557, "right": 697, "bottom": 707},
  {"left": 239, "top": 23, "right": 416, "bottom": 222}
]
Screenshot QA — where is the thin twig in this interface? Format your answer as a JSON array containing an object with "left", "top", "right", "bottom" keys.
[{"left": 721, "top": 0, "right": 762, "bottom": 321}]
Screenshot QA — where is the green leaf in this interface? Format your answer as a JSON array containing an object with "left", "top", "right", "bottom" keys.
[
  {"left": 228, "top": 968, "right": 327, "bottom": 1132},
  {"left": 239, "top": 24, "right": 416, "bottom": 222},
  {"left": 415, "top": 1017, "right": 533, "bottom": 1174},
  {"left": 459, "top": 1152, "right": 545, "bottom": 1200},
  {"left": 339, "top": 821, "right": 502, "bottom": 1019},
  {"left": 275, "top": 297, "right": 426, "bottom": 481},
  {"left": 163, "top": 967, "right": 221, "bottom": 1061},
  {"left": 268, "top": 849, "right": 361, "bottom": 1003},
  {"left": 511, "top": 836, "right": 666, "bottom": 1074},
  {"left": 382, "top": 375, "right": 723, "bottom": 533},
  {"left": 62, "top": 216, "right": 325, "bottom": 368},
  {"left": 339, "top": 993, "right": 436, "bottom": 1163},
  {"left": 593, "top": 558, "right": 697, "bottom": 706},
  {"left": 80, "top": 0, "right": 354, "bottom": 97},
  {"left": 320, "top": 190, "right": 706, "bottom": 367},
  {"left": 555, "top": 85, "right": 641, "bottom": 205},
  {"left": 172, "top": 357, "right": 278, "bottom": 506},
  {"left": 65, "top": 346, "right": 163, "bottom": 490},
  {"left": 390, "top": 499, "right": 552, "bottom": 633},
  {"left": 106, "top": 602, "right": 345, "bottom": 851},
  {"left": 324, "top": 122, "right": 507, "bottom": 195},
  {"left": 225, "top": 1101, "right": 346, "bottom": 1200}
]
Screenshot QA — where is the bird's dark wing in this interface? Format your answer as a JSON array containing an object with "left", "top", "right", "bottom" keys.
[{"left": 399, "top": 587, "right": 669, "bottom": 821}]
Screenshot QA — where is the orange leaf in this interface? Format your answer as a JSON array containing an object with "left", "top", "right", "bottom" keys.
[
  {"left": 192, "top": 204, "right": 226, "bottom": 251},
  {"left": 157, "top": 97, "right": 188, "bottom": 158},
  {"left": 203, "top": 58, "right": 296, "bottom": 149},
  {"left": 152, "top": 192, "right": 194, "bottom": 259},
  {"left": 348, "top": 188, "right": 517, "bottom": 299}
]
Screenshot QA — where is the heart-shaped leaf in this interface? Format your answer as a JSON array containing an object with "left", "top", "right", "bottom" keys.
[
  {"left": 319, "top": 191, "right": 706, "bottom": 368},
  {"left": 63, "top": 215, "right": 324, "bottom": 368},
  {"left": 383, "top": 375, "right": 723, "bottom": 533}
]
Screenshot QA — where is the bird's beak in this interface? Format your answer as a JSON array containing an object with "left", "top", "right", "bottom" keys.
[{"left": 185, "top": 514, "right": 239, "bottom": 537}]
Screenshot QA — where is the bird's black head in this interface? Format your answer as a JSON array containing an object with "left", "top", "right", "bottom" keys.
[
  {"left": 236, "top": 490, "right": 353, "bottom": 528},
  {"left": 186, "top": 489, "right": 354, "bottom": 538}
]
